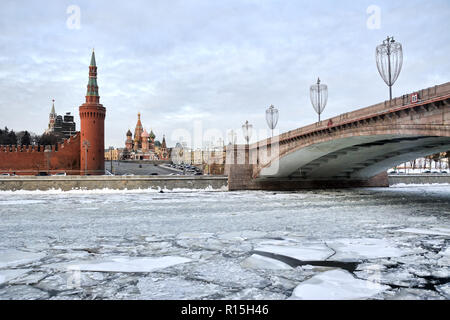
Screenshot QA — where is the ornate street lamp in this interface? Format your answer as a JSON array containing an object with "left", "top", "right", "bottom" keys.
[
  {"left": 310, "top": 78, "right": 328, "bottom": 122},
  {"left": 265, "top": 104, "right": 279, "bottom": 138},
  {"left": 228, "top": 130, "right": 237, "bottom": 145},
  {"left": 376, "top": 36, "right": 403, "bottom": 101},
  {"left": 217, "top": 138, "right": 224, "bottom": 149},
  {"left": 242, "top": 120, "right": 253, "bottom": 145}
]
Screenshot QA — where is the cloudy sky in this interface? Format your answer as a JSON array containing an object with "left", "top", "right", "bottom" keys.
[{"left": 0, "top": 0, "right": 449, "bottom": 148}]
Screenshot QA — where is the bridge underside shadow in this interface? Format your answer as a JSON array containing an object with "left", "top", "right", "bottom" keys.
[{"left": 228, "top": 135, "right": 450, "bottom": 191}]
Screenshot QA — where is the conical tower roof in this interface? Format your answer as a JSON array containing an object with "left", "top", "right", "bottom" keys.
[
  {"left": 90, "top": 49, "right": 96, "bottom": 67},
  {"left": 161, "top": 134, "right": 167, "bottom": 148},
  {"left": 50, "top": 99, "right": 56, "bottom": 116},
  {"left": 136, "top": 113, "right": 142, "bottom": 128},
  {"left": 141, "top": 128, "right": 149, "bottom": 138}
]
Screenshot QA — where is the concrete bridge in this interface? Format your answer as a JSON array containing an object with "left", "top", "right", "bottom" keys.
[{"left": 226, "top": 82, "right": 450, "bottom": 190}]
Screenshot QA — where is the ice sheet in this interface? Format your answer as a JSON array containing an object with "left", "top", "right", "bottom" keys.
[
  {"left": 66, "top": 256, "right": 191, "bottom": 273},
  {"left": 328, "top": 238, "right": 407, "bottom": 260},
  {"left": 0, "top": 269, "right": 30, "bottom": 285},
  {"left": 254, "top": 243, "right": 333, "bottom": 261},
  {"left": 241, "top": 254, "right": 293, "bottom": 270},
  {"left": 290, "top": 269, "right": 389, "bottom": 300},
  {"left": 396, "top": 228, "right": 450, "bottom": 237},
  {"left": 0, "top": 250, "right": 45, "bottom": 268}
]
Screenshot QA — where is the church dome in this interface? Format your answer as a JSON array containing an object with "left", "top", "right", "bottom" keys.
[
  {"left": 141, "top": 129, "right": 149, "bottom": 138},
  {"left": 149, "top": 129, "right": 155, "bottom": 139},
  {"left": 126, "top": 129, "right": 132, "bottom": 136}
]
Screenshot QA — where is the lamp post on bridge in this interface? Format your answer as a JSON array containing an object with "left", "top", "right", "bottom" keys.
[
  {"left": 228, "top": 130, "right": 237, "bottom": 145},
  {"left": 310, "top": 78, "right": 328, "bottom": 122},
  {"left": 376, "top": 36, "right": 403, "bottom": 102},
  {"left": 242, "top": 120, "right": 253, "bottom": 145},
  {"left": 265, "top": 104, "right": 279, "bottom": 138}
]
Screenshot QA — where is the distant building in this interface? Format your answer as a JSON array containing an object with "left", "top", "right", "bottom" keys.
[
  {"left": 45, "top": 99, "right": 76, "bottom": 139},
  {"left": 121, "top": 113, "right": 170, "bottom": 160},
  {"left": 105, "top": 148, "right": 121, "bottom": 161}
]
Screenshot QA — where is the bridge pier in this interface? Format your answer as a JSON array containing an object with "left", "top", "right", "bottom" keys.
[{"left": 227, "top": 164, "right": 388, "bottom": 190}]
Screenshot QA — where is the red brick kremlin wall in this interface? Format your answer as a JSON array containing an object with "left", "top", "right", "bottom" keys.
[{"left": 0, "top": 134, "right": 81, "bottom": 175}]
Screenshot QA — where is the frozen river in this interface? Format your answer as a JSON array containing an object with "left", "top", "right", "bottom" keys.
[{"left": 0, "top": 185, "right": 449, "bottom": 300}]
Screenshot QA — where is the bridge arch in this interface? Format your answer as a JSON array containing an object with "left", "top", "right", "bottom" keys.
[{"left": 256, "top": 124, "right": 450, "bottom": 181}]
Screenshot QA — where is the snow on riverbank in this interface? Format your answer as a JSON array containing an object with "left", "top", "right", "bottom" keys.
[
  {"left": 390, "top": 183, "right": 450, "bottom": 187},
  {"left": 0, "top": 185, "right": 228, "bottom": 195}
]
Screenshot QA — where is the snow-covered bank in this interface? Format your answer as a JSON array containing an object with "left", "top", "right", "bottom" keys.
[{"left": 0, "top": 185, "right": 228, "bottom": 195}]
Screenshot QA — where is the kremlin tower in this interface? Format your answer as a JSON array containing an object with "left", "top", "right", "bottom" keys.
[
  {"left": 48, "top": 99, "right": 56, "bottom": 131},
  {"left": 79, "top": 50, "right": 106, "bottom": 175}
]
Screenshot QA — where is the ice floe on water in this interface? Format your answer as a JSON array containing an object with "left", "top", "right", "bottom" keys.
[
  {"left": 253, "top": 238, "right": 408, "bottom": 262},
  {"left": 137, "top": 277, "right": 223, "bottom": 300},
  {"left": 327, "top": 238, "right": 408, "bottom": 261},
  {"left": 241, "top": 254, "right": 293, "bottom": 270},
  {"left": 436, "top": 283, "right": 450, "bottom": 299},
  {"left": 0, "top": 249, "right": 45, "bottom": 268},
  {"left": 385, "top": 288, "right": 446, "bottom": 300},
  {"left": 0, "top": 269, "right": 30, "bottom": 285},
  {"left": 289, "top": 269, "right": 390, "bottom": 300},
  {"left": 254, "top": 242, "right": 333, "bottom": 261},
  {"left": 66, "top": 256, "right": 191, "bottom": 273},
  {"left": 0, "top": 185, "right": 448, "bottom": 299},
  {"left": 438, "top": 247, "right": 450, "bottom": 266},
  {"left": 396, "top": 228, "right": 450, "bottom": 237}
]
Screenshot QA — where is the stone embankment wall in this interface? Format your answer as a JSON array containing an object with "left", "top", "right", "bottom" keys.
[
  {"left": 0, "top": 175, "right": 228, "bottom": 191},
  {"left": 388, "top": 174, "right": 450, "bottom": 185}
]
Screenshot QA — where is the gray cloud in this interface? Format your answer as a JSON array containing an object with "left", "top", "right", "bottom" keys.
[{"left": 0, "top": 0, "right": 449, "bottom": 148}]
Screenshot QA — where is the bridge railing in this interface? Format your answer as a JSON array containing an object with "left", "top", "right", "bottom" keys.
[{"left": 251, "top": 81, "right": 450, "bottom": 150}]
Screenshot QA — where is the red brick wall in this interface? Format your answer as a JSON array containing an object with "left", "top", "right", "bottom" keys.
[{"left": 0, "top": 134, "right": 81, "bottom": 175}]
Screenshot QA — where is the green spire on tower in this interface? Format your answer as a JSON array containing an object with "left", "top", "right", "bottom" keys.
[
  {"left": 90, "top": 49, "right": 96, "bottom": 67},
  {"left": 86, "top": 49, "right": 99, "bottom": 97}
]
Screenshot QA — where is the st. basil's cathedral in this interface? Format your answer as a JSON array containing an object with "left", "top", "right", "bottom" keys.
[{"left": 122, "top": 113, "right": 169, "bottom": 160}]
